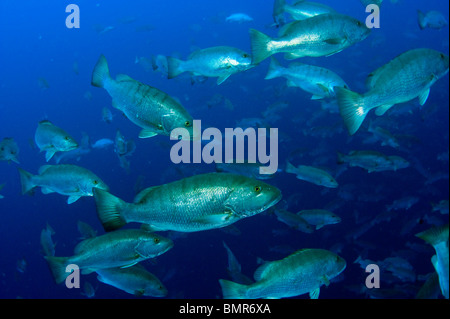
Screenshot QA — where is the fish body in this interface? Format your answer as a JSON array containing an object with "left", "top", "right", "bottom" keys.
[
  {"left": 0, "top": 137, "right": 20, "bottom": 164},
  {"left": 285, "top": 161, "right": 338, "bottom": 188},
  {"left": 92, "top": 55, "right": 195, "bottom": 139},
  {"left": 35, "top": 120, "right": 78, "bottom": 162},
  {"left": 96, "top": 264, "right": 168, "bottom": 297},
  {"left": 416, "top": 224, "right": 449, "bottom": 299},
  {"left": 265, "top": 57, "right": 348, "bottom": 99},
  {"left": 368, "top": 125, "right": 399, "bottom": 149},
  {"left": 337, "top": 48, "right": 449, "bottom": 135},
  {"left": 337, "top": 150, "right": 406, "bottom": 173},
  {"left": 418, "top": 10, "right": 448, "bottom": 30},
  {"left": 45, "top": 229, "right": 173, "bottom": 284},
  {"left": 296, "top": 209, "right": 341, "bottom": 230},
  {"left": 250, "top": 13, "right": 370, "bottom": 64},
  {"left": 225, "top": 13, "right": 253, "bottom": 23},
  {"left": 18, "top": 164, "right": 109, "bottom": 204},
  {"left": 219, "top": 249, "right": 346, "bottom": 299},
  {"left": 93, "top": 172, "right": 282, "bottom": 232},
  {"left": 275, "top": 209, "right": 314, "bottom": 233},
  {"left": 166, "top": 46, "right": 253, "bottom": 85},
  {"left": 273, "top": 0, "right": 336, "bottom": 24}
]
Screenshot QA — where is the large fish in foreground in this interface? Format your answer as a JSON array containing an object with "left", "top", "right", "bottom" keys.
[
  {"left": 416, "top": 224, "right": 449, "bottom": 299},
  {"left": 91, "top": 55, "right": 196, "bottom": 139},
  {"left": 45, "top": 229, "right": 173, "bottom": 284},
  {"left": 18, "top": 164, "right": 109, "bottom": 204},
  {"left": 250, "top": 13, "right": 370, "bottom": 64},
  {"left": 219, "top": 249, "right": 346, "bottom": 299},
  {"left": 166, "top": 46, "right": 253, "bottom": 85},
  {"left": 337, "top": 48, "right": 449, "bottom": 135},
  {"left": 34, "top": 120, "right": 78, "bottom": 162},
  {"left": 93, "top": 173, "right": 282, "bottom": 232}
]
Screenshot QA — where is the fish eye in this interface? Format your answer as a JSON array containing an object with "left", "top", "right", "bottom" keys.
[
  {"left": 440, "top": 53, "right": 445, "bottom": 59},
  {"left": 157, "top": 124, "right": 163, "bottom": 130},
  {"left": 242, "top": 53, "right": 249, "bottom": 58},
  {"left": 93, "top": 180, "right": 99, "bottom": 185},
  {"left": 184, "top": 121, "right": 191, "bottom": 127},
  {"left": 153, "top": 237, "right": 160, "bottom": 244},
  {"left": 64, "top": 136, "right": 70, "bottom": 141},
  {"left": 254, "top": 186, "right": 261, "bottom": 193}
]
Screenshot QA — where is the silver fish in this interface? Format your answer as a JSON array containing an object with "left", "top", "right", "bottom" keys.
[
  {"left": 337, "top": 48, "right": 449, "bottom": 135},
  {"left": 92, "top": 55, "right": 196, "bottom": 139},
  {"left": 250, "top": 13, "right": 370, "bottom": 64},
  {"left": 93, "top": 172, "right": 282, "bottom": 232},
  {"left": 18, "top": 164, "right": 109, "bottom": 204},
  {"left": 166, "top": 46, "right": 253, "bottom": 85},
  {"left": 34, "top": 120, "right": 78, "bottom": 162}
]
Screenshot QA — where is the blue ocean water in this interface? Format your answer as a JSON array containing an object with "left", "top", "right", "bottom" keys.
[{"left": 0, "top": 0, "right": 448, "bottom": 300}]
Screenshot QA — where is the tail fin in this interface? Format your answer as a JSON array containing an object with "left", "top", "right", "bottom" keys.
[
  {"left": 249, "top": 29, "right": 274, "bottom": 65},
  {"left": 416, "top": 224, "right": 449, "bottom": 247},
  {"left": 18, "top": 167, "right": 36, "bottom": 194},
  {"left": 336, "top": 87, "right": 369, "bottom": 135},
  {"left": 219, "top": 279, "right": 248, "bottom": 299},
  {"left": 91, "top": 54, "right": 111, "bottom": 88},
  {"left": 44, "top": 256, "right": 70, "bottom": 284},
  {"left": 166, "top": 57, "right": 185, "bottom": 79},
  {"left": 93, "top": 188, "right": 127, "bottom": 231},
  {"left": 265, "top": 57, "right": 283, "bottom": 80},
  {"left": 417, "top": 10, "right": 426, "bottom": 30},
  {"left": 284, "top": 160, "right": 296, "bottom": 174}
]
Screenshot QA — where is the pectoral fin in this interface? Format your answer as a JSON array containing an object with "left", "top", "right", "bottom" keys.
[
  {"left": 418, "top": 89, "right": 430, "bottom": 106},
  {"left": 217, "top": 74, "right": 231, "bottom": 85},
  {"left": 324, "top": 37, "right": 346, "bottom": 45},
  {"left": 193, "top": 212, "right": 234, "bottom": 225},
  {"left": 309, "top": 288, "right": 320, "bottom": 299},
  {"left": 45, "top": 150, "right": 56, "bottom": 162},
  {"left": 67, "top": 195, "right": 82, "bottom": 204},
  {"left": 139, "top": 129, "right": 158, "bottom": 138}
]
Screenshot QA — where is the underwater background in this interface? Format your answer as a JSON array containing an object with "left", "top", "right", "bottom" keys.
[{"left": 0, "top": 0, "right": 448, "bottom": 299}]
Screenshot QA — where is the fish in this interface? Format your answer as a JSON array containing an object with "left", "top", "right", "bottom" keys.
[
  {"left": 417, "top": 10, "right": 448, "bottom": 30},
  {"left": 44, "top": 229, "right": 173, "bottom": 284},
  {"left": 18, "top": 164, "right": 109, "bottom": 204},
  {"left": 296, "top": 209, "right": 341, "bottom": 230},
  {"left": 166, "top": 46, "right": 254, "bottom": 85},
  {"left": 114, "top": 130, "right": 136, "bottom": 173},
  {"left": 93, "top": 172, "right": 282, "bottom": 232},
  {"left": 91, "top": 138, "right": 114, "bottom": 149},
  {"left": 81, "top": 281, "right": 96, "bottom": 298},
  {"left": 415, "top": 223, "right": 449, "bottom": 299},
  {"left": 91, "top": 54, "right": 196, "bottom": 139},
  {"left": 273, "top": 0, "right": 336, "bottom": 25},
  {"left": 265, "top": 57, "right": 349, "bottom": 100},
  {"left": 285, "top": 161, "right": 338, "bottom": 188},
  {"left": 40, "top": 223, "right": 56, "bottom": 257},
  {"left": 34, "top": 120, "right": 78, "bottom": 162},
  {"left": 336, "top": 48, "right": 449, "bottom": 135},
  {"left": 0, "top": 183, "right": 4, "bottom": 199},
  {"left": 337, "top": 150, "right": 407, "bottom": 173},
  {"left": 219, "top": 248, "right": 346, "bottom": 299},
  {"left": 367, "top": 124, "right": 399, "bottom": 149},
  {"left": 225, "top": 13, "right": 254, "bottom": 23},
  {"left": 96, "top": 264, "right": 168, "bottom": 297},
  {"left": 274, "top": 209, "right": 314, "bottom": 233},
  {"left": 101, "top": 107, "right": 114, "bottom": 123},
  {"left": 250, "top": 13, "right": 370, "bottom": 64},
  {"left": 0, "top": 137, "right": 20, "bottom": 164}
]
